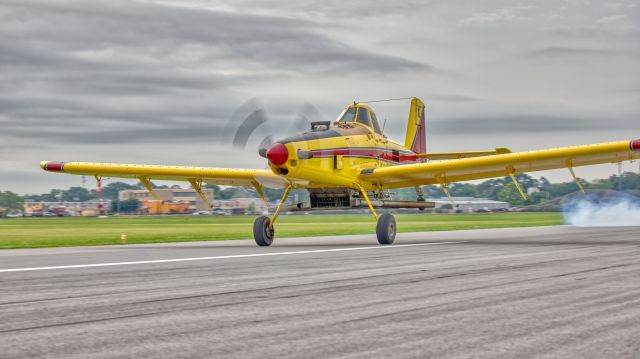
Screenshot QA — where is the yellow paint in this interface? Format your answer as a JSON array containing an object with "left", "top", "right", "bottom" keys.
[
  {"left": 354, "top": 183, "right": 378, "bottom": 220},
  {"left": 269, "top": 185, "right": 292, "bottom": 227}
]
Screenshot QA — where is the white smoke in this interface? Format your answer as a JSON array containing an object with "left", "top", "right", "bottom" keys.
[{"left": 563, "top": 192, "right": 640, "bottom": 227}]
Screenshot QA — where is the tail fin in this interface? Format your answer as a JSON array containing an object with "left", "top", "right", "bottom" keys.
[{"left": 404, "top": 97, "right": 426, "bottom": 154}]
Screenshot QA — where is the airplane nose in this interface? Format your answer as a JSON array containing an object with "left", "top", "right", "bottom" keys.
[{"left": 266, "top": 143, "right": 288, "bottom": 166}]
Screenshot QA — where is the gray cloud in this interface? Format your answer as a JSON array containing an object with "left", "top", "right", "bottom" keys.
[
  {"left": 0, "top": 0, "right": 430, "bottom": 156},
  {"left": 1, "top": 0, "right": 639, "bottom": 193},
  {"left": 530, "top": 46, "right": 631, "bottom": 58},
  {"left": 430, "top": 115, "right": 639, "bottom": 134}
]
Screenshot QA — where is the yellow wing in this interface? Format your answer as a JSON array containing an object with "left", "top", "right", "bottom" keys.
[
  {"left": 360, "top": 139, "right": 640, "bottom": 188},
  {"left": 40, "top": 161, "right": 289, "bottom": 189}
]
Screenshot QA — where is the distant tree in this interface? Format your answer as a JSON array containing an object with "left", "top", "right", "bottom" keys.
[
  {"left": 420, "top": 185, "right": 447, "bottom": 198},
  {"left": 30, "top": 189, "right": 65, "bottom": 202},
  {"left": 61, "top": 186, "right": 93, "bottom": 202},
  {"left": 0, "top": 191, "right": 25, "bottom": 211},
  {"left": 205, "top": 184, "right": 223, "bottom": 201},
  {"left": 527, "top": 191, "right": 549, "bottom": 205},
  {"left": 205, "top": 184, "right": 221, "bottom": 192},
  {"left": 610, "top": 172, "right": 640, "bottom": 191},
  {"left": 512, "top": 173, "right": 539, "bottom": 190},
  {"left": 247, "top": 202, "right": 256, "bottom": 214},
  {"left": 394, "top": 187, "right": 417, "bottom": 200},
  {"left": 589, "top": 178, "right": 612, "bottom": 190},
  {"left": 549, "top": 182, "right": 581, "bottom": 197},
  {"left": 476, "top": 178, "right": 506, "bottom": 200},
  {"left": 497, "top": 182, "right": 526, "bottom": 206},
  {"left": 449, "top": 183, "right": 478, "bottom": 197},
  {"left": 538, "top": 176, "right": 553, "bottom": 193}
]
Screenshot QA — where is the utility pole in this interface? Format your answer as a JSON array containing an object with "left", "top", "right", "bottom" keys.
[{"left": 96, "top": 177, "right": 103, "bottom": 216}]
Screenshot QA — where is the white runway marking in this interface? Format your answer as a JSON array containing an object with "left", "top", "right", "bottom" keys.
[{"left": 0, "top": 242, "right": 463, "bottom": 273}]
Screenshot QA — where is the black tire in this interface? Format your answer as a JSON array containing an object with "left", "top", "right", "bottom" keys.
[
  {"left": 376, "top": 213, "right": 396, "bottom": 245},
  {"left": 253, "top": 216, "right": 274, "bottom": 246}
]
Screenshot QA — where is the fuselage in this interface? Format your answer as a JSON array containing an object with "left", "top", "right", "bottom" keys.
[{"left": 265, "top": 104, "right": 423, "bottom": 190}]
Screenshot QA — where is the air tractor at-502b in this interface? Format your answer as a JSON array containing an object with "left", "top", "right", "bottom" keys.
[{"left": 42, "top": 97, "right": 640, "bottom": 246}]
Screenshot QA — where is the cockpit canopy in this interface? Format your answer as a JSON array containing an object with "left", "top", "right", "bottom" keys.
[{"left": 336, "top": 105, "right": 383, "bottom": 135}]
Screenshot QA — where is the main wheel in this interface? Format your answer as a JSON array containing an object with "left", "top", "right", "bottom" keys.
[
  {"left": 376, "top": 213, "right": 396, "bottom": 245},
  {"left": 253, "top": 216, "right": 274, "bottom": 246}
]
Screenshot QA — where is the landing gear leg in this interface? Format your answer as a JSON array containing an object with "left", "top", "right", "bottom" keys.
[
  {"left": 253, "top": 185, "right": 291, "bottom": 247},
  {"left": 355, "top": 183, "right": 396, "bottom": 245},
  {"left": 415, "top": 186, "right": 425, "bottom": 211}
]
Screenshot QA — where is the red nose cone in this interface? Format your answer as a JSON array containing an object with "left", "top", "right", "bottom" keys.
[
  {"left": 266, "top": 143, "right": 288, "bottom": 166},
  {"left": 632, "top": 139, "right": 640, "bottom": 153}
]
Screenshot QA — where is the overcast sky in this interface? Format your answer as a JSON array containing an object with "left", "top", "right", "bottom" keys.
[{"left": 1, "top": 0, "right": 639, "bottom": 194}]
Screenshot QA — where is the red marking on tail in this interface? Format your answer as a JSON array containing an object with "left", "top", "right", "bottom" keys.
[{"left": 411, "top": 106, "right": 426, "bottom": 155}]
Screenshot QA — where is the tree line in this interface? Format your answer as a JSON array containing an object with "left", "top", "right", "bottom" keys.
[{"left": 2, "top": 172, "right": 639, "bottom": 212}]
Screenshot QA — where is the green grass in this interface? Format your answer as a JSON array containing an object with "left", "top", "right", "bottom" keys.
[{"left": 0, "top": 213, "right": 563, "bottom": 249}]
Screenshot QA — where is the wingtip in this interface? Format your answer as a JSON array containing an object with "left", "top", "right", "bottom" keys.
[{"left": 631, "top": 139, "right": 640, "bottom": 153}]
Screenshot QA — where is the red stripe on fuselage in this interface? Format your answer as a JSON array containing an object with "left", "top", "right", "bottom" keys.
[{"left": 310, "top": 148, "right": 418, "bottom": 164}]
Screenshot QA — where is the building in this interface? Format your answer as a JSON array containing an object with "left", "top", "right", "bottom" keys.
[
  {"left": 119, "top": 189, "right": 270, "bottom": 215},
  {"left": 119, "top": 188, "right": 214, "bottom": 212},
  {"left": 427, "top": 197, "right": 510, "bottom": 213},
  {"left": 24, "top": 200, "right": 112, "bottom": 216},
  {"left": 210, "top": 198, "right": 268, "bottom": 214},
  {"left": 142, "top": 200, "right": 190, "bottom": 215}
]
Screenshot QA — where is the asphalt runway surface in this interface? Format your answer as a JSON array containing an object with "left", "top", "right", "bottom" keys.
[{"left": 1, "top": 225, "right": 639, "bottom": 359}]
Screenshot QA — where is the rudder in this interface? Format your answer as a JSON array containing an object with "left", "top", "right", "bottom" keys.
[{"left": 404, "top": 97, "right": 426, "bottom": 154}]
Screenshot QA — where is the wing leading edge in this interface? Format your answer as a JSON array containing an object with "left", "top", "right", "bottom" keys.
[
  {"left": 40, "top": 161, "right": 289, "bottom": 189},
  {"left": 360, "top": 139, "right": 640, "bottom": 188}
]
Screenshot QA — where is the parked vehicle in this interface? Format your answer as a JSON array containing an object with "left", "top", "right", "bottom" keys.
[{"left": 192, "top": 211, "right": 212, "bottom": 216}]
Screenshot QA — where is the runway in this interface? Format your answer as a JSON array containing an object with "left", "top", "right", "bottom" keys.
[{"left": 1, "top": 225, "right": 639, "bottom": 359}]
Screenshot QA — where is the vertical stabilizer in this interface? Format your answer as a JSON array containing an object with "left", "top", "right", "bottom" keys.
[{"left": 404, "top": 97, "right": 426, "bottom": 154}]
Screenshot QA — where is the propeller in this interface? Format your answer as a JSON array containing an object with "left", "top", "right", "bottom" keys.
[{"left": 223, "top": 99, "right": 324, "bottom": 157}]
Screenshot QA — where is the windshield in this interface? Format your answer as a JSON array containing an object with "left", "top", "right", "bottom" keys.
[
  {"left": 356, "top": 108, "right": 371, "bottom": 127},
  {"left": 337, "top": 107, "right": 357, "bottom": 122},
  {"left": 370, "top": 111, "right": 382, "bottom": 134}
]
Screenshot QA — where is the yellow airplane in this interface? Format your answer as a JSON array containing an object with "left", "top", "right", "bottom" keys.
[{"left": 41, "top": 98, "right": 640, "bottom": 246}]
